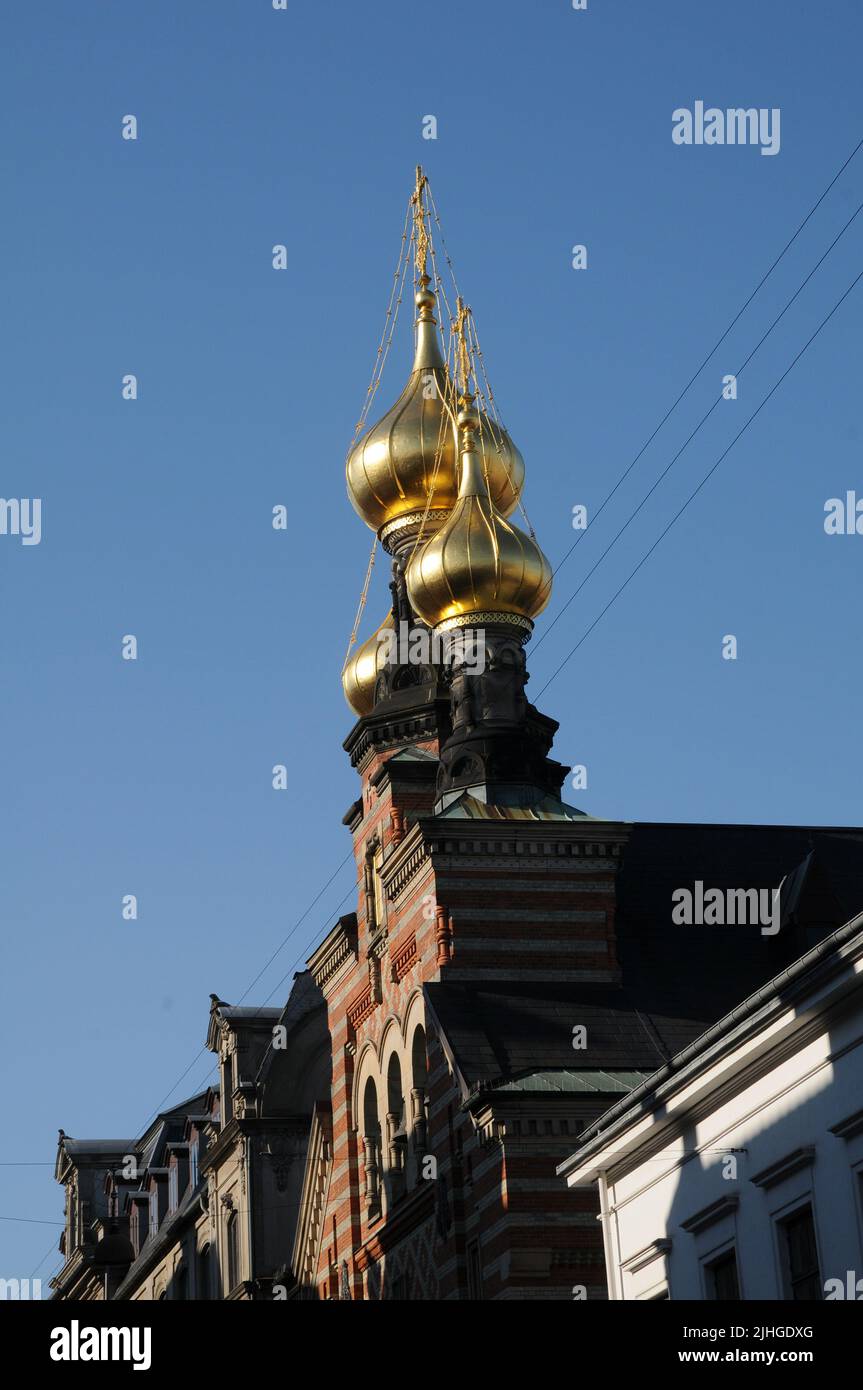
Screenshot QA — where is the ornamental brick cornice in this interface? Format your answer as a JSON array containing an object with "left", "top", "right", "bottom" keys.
[
  {"left": 379, "top": 824, "right": 429, "bottom": 902},
  {"left": 307, "top": 914, "right": 358, "bottom": 993},
  {"left": 342, "top": 696, "right": 451, "bottom": 772},
  {"left": 390, "top": 929, "right": 417, "bottom": 982},
  {"left": 346, "top": 986, "right": 377, "bottom": 1034},
  {"left": 380, "top": 816, "right": 630, "bottom": 904},
  {"left": 420, "top": 818, "right": 630, "bottom": 858}
]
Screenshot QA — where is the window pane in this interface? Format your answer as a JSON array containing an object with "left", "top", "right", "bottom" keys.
[
  {"left": 710, "top": 1251, "right": 740, "bottom": 1301},
  {"left": 783, "top": 1207, "right": 821, "bottom": 1301}
]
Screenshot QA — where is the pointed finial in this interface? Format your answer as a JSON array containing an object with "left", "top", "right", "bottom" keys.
[
  {"left": 409, "top": 168, "right": 445, "bottom": 369},
  {"left": 411, "top": 165, "right": 430, "bottom": 281},
  {"left": 454, "top": 297, "right": 474, "bottom": 403}
]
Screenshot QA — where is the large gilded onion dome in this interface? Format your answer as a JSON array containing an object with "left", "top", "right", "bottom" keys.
[
  {"left": 405, "top": 399, "right": 552, "bottom": 631},
  {"left": 346, "top": 279, "right": 524, "bottom": 543},
  {"left": 341, "top": 612, "right": 394, "bottom": 715}
]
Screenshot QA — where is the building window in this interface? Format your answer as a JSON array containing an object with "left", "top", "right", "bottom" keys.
[
  {"left": 466, "top": 1240, "right": 484, "bottom": 1300},
  {"left": 197, "top": 1243, "right": 211, "bottom": 1300},
  {"left": 148, "top": 1191, "right": 158, "bottom": 1235},
  {"left": 175, "top": 1263, "right": 188, "bottom": 1301},
  {"left": 708, "top": 1250, "right": 740, "bottom": 1301},
  {"left": 372, "top": 848, "right": 385, "bottom": 929},
  {"left": 780, "top": 1205, "right": 821, "bottom": 1301},
  {"left": 190, "top": 1140, "right": 199, "bottom": 1189},
  {"left": 226, "top": 1212, "right": 239, "bottom": 1293},
  {"left": 168, "top": 1165, "right": 178, "bottom": 1213},
  {"left": 130, "top": 1205, "right": 141, "bottom": 1256}
]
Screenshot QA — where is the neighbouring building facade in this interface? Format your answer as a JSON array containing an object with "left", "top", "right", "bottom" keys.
[
  {"left": 557, "top": 913, "right": 863, "bottom": 1301},
  {"left": 51, "top": 171, "right": 863, "bottom": 1301}
]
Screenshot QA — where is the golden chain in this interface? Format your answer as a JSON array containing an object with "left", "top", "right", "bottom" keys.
[
  {"left": 342, "top": 536, "right": 379, "bottom": 672},
  {"left": 343, "top": 194, "right": 414, "bottom": 666},
  {"left": 427, "top": 181, "right": 532, "bottom": 538},
  {"left": 349, "top": 199, "right": 412, "bottom": 451}
]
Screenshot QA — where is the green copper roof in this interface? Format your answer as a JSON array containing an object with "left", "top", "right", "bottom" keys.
[
  {"left": 436, "top": 791, "right": 592, "bottom": 822},
  {"left": 386, "top": 745, "right": 437, "bottom": 763}
]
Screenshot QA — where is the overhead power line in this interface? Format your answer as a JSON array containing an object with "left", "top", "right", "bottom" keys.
[
  {"left": 534, "top": 133, "right": 863, "bottom": 614},
  {"left": 533, "top": 195, "right": 863, "bottom": 654},
  {"left": 536, "top": 266, "right": 863, "bottom": 698}
]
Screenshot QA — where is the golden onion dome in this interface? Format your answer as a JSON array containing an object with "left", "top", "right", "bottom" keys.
[
  {"left": 346, "top": 279, "right": 524, "bottom": 542},
  {"left": 341, "top": 612, "right": 394, "bottom": 716},
  {"left": 405, "top": 400, "right": 552, "bottom": 631}
]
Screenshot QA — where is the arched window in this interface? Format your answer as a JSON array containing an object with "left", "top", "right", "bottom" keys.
[
  {"left": 411, "top": 1025, "right": 428, "bottom": 1091},
  {"left": 197, "top": 1243, "right": 211, "bottom": 1300},
  {"left": 362, "top": 1077, "right": 382, "bottom": 1219},
  {"left": 175, "top": 1263, "right": 188, "bottom": 1301},
  {"left": 410, "top": 1026, "right": 429, "bottom": 1162},
  {"left": 386, "top": 1053, "right": 405, "bottom": 1130},
  {"left": 226, "top": 1212, "right": 239, "bottom": 1293},
  {"left": 385, "top": 1053, "right": 407, "bottom": 1200}
]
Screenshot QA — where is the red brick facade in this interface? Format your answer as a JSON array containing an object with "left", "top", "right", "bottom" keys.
[{"left": 302, "top": 718, "right": 629, "bottom": 1300}]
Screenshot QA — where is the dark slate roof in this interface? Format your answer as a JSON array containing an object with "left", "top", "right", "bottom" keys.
[
  {"left": 614, "top": 822, "right": 863, "bottom": 1030},
  {"left": 114, "top": 1171, "right": 205, "bottom": 1300},
  {"left": 427, "top": 821, "right": 863, "bottom": 1093},
  {"left": 495, "top": 1070, "right": 651, "bottom": 1094},
  {"left": 425, "top": 981, "right": 687, "bottom": 1091},
  {"left": 62, "top": 1140, "right": 135, "bottom": 1156},
  {"left": 216, "top": 1007, "right": 282, "bottom": 1022}
]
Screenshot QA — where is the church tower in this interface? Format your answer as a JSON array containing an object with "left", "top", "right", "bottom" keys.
[{"left": 300, "top": 171, "right": 629, "bottom": 1299}]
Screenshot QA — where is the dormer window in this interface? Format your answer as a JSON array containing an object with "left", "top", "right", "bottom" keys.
[
  {"left": 190, "top": 1139, "right": 199, "bottom": 1189},
  {"left": 129, "top": 1197, "right": 149, "bottom": 1257},
  {"left": 149, "top": 1190, "right": 158, "bottom": 1235},
  {"left": 166, "top": 1145, "right": 190, "bottom": 1210}
]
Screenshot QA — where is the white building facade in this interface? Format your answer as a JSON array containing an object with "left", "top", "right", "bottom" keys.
[{"left": 558, "top": 914, "right": 863, "bottom": 1301}]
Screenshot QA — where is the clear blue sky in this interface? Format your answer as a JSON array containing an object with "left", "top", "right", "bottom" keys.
[{"left": 2, "top": 0, "right": 862, "bottom": 1287}]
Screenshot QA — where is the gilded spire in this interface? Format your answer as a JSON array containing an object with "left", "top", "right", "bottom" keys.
[
  {"left": 410, "top": 166, "right": 444, "bottom": 372},
  {"left": 345, "top": 169, "right": 523, "bottom": 545},
  {"left": 454, "top": 296, "right": 472, "bottom": 399},
  {"left": 411, "top": 165, "right": 430, "bottom": 281},
  {"left": 405, "top": 390, "right": 552, "bottom": 631}
]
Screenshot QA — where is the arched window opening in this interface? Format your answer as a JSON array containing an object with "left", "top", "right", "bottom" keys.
[
  {"left": 197, "top": 1243, "right": 211, "bottom": 1300},
  {"left": 225, "top": 1211, "right": 239, "bottom": 1294},
  {"left": 385, "top": 1053, "right": 407, "bottom": 1202},
  {"left": 362, "top": 1077, "right": 382, "bottom": 1221},
  {"left": 410, "top": 1026, "right": 429, "bottom": 1167}
]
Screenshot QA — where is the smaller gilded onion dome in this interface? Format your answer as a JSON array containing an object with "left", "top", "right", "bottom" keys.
[
  {"left": 405, "top": 399, "right": 552, "bottom": 631},
  {"left": 345, "top": 279, "right": 524, "bottom": 541},
  {"left": 341, "top": 612, "right": 394, "bottom": 715}
]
